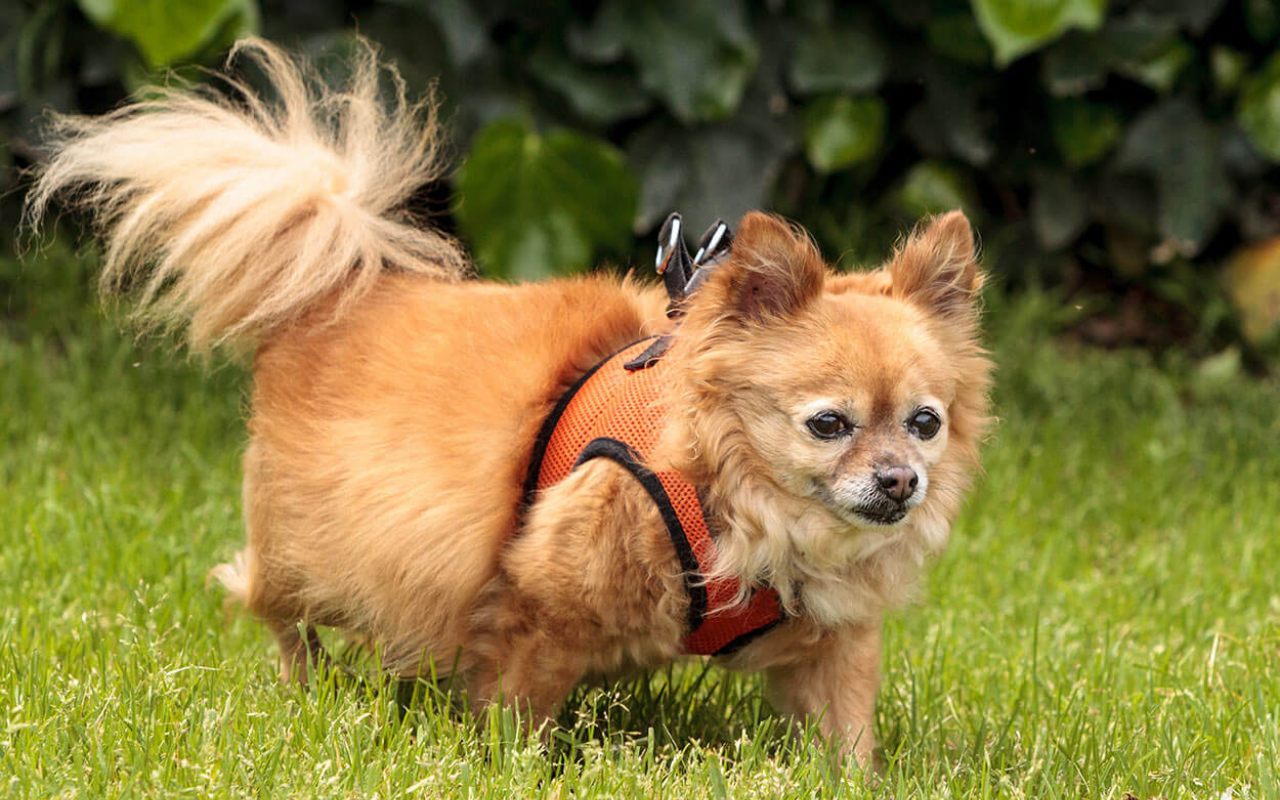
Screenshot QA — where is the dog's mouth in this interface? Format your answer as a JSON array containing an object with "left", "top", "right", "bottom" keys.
[
  {"left": 811, "top": 481, "right": 910, "bottom": 528},
  {"left": 848, "top": 503, "right": 908, "bottom": 527}
]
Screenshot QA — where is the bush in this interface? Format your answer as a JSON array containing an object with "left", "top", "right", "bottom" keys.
[{"left": 4, "top": 0, "right": 1280, "bottom": 356}]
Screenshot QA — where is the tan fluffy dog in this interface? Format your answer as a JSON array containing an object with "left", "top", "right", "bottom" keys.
[{"left": 29, "top": 39, "right": 992, "bottom": 766}]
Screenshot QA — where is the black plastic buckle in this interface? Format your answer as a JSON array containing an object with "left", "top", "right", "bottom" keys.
[{"left": 655, "top": 213, "right": 734, "bottom": 318}]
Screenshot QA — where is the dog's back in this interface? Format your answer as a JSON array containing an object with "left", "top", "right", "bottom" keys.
[{"left": 243, "top": 273, "right": 666, "bottom": 673}]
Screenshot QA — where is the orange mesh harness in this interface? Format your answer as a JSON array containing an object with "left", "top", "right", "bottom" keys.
[{"left": 522, "top": 336, "right": 784, "bottom": 656}]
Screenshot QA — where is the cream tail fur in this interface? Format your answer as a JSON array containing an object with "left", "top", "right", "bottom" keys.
[
  {"left": 26, "top": 37, "right": 468, "bottom": 352},
  {"left": 208, "top": 550, "right": 252, "bottom": 606}
]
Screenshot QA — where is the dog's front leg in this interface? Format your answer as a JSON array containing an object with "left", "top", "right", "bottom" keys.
[
  {"left": 468, "top": 497, "right": 600, "bottom": 731},
  {"left": 765, "top": 620, "right": 882, "bottom": 769},
  {"left": 471, "top": 459, "right": 675, "bottom": 734}
]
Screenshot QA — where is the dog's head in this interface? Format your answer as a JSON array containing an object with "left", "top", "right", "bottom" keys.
[{"left": 673, "top": 211, "right": 992, "bottom": 546}]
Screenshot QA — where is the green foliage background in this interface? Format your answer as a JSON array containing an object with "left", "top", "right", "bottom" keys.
[{"left": 4, "top": 0, "right": 1280, "bottom": 355}]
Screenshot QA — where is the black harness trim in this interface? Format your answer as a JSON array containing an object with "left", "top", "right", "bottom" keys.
[{"left": 575, "top": 437, "right": 708, "bottom": 633}]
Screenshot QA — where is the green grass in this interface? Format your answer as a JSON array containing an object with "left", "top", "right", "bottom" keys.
[{"left": 3, "top": 252, "right": 1279, "bottom": 798}]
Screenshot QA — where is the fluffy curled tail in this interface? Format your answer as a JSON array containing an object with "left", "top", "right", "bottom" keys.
[{"left": 26, "top": 37, "right": 468, "bottom": 351}]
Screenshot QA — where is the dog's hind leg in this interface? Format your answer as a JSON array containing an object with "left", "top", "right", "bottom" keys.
[
  {"left": 212, "top": 545, "right": 329, "bottom": 684},
  {"left": 268, "top": 620, "right": 328, "bottom": 684}
]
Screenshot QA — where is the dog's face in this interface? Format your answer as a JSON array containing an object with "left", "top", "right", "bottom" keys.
[
  {"left": 679, "top": 211, "right": 991, "bottom": 537},
  {"left": 754, "top": 296, "right": 958, "bottom": 529}
]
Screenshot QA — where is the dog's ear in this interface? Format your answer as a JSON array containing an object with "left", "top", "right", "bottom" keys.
[
  {"left": 704, "top": 212, "right": 824, "bottom": 322},
  {"left": 889, "top": 210, "right": 982, "bottom": 318}
]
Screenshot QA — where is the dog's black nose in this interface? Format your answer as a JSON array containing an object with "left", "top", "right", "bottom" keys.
[{"left": 875, "top": 466, "right": 918, "bottom": 502}]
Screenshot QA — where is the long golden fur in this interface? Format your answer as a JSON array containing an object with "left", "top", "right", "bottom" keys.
[{"left": 28, "top": 39, "right": 993, "bottom": 767}]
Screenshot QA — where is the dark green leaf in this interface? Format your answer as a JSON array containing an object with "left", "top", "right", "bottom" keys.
[
  {"left": 1104, "top": 14, "right": 1177, "bottom": 52},
  {"left": 791, "top": 0, "right": 832, "bottom": 25},
  {"left": 895, "top": 161, "right": 976, "bottom": 219},
  {"left": 1031, "top": 171, "right": 1088, "bottom": 249},
  {"left": 0, "top": 4, "right": 21, "bottom": 110},
  {"left": 1238, "top": 52, "right": 1280, "bottom": 162},
  {"left": 803, "top": 95, "right": 886, "bottom": 173},
  {"left": 789, "top": 20, "right": 887, "bottom": 94},
  {"left": 1115, "top": 37, "right": 1192, "bottom": 92},
  {"left": 971, "top": 0, "right": 1108, "bottom": 66},
  {"left": 629, "top": 118, "right": 791, "bottom": 234},
  {"left": 1041, "top": 32, "right": 1110, "bottom": 96},
  {"left": 585, "top": 0, "right": 757, "bottom": 122},
  {"left": 78, "top": 36, "right": 131, "bottom": 88},
  {"left": 1132, "top": 0, "right": 1227, "bottom": 35},
  {"left": 924, "top": 13, "right": 992, "bottom": 66},
  {"left": 1244, "top": 0, "right": 1280, "bottom": 43},
  {"left": 566, "top": 16, "right": 627, "bottom": 62},
  {"left": 1211, "top": 47, "right": 1248, "bottom": 94},
  {"left": 1042, "top": 15, "right": 1184, "bottom": 95},
  {"left": 1089, "top": 173, "right": 1157, "bottom": 235},
  {"left": 529, "top": 47, "right": 653, "bottom": 126},
  {"left": 1050, "top": 98, "right": 1122, "bottom": 166},
  {"left": 77, "top": 0, "right": 259, "bottom": 67},
  {"left": 903, "top": 61, "right": 993, "bottom": 166},
  {"left": 878, "top": 0, "right": 936, "bottom": 28},
  {"left": 1117, "top": 100, "right": 1230, "bottom": 255},
  {"left": 1100, "top": 15, "right": 1189, "bottom": 93},
  {"left": 456, "top": 119, "right": 638, "bottom": 280},
  {"left": 1223, "top": 127, "right": 1272, "bottom": 181},
  {"left": 413, "top": 0, "right": 487, "bottom": 67}
]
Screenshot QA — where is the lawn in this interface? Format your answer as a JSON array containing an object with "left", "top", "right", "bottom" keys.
[{"left": 2, "top": 250, "right": 1278, "bottom": 798}]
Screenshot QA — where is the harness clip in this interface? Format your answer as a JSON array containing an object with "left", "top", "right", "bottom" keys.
[{"left": 655, "top": 212, "right": 735, "bottom": 318}]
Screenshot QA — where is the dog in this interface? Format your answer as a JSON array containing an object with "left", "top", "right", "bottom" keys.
[{"left": 27, "top": 38, "right": 992, "bottom": 767}]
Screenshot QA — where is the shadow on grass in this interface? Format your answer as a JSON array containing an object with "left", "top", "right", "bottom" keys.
[{"left": 306, "top": 636, "right": 820, "bottom": 769}]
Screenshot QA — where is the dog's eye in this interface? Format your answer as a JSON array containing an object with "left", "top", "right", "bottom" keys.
[
  {"left": 806, "top": 411, "right": 852, "bottom": 440},
  {"left": 908, "top": 408, "right": 942, "bottom": 440}
]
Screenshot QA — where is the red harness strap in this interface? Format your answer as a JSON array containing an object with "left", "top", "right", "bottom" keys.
[{"left": 522, "top": 337, "right": 783, "bottom": 656}]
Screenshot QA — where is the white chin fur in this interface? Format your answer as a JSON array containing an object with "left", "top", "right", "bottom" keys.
[
  {"left": 797, "top": 511, "right": 951, "bottom": 627},
  {"left": 712, "top": 492, "right": 952, "bottom": 629}
]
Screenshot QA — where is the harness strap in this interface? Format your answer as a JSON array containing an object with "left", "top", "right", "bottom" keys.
[{"left": 523, "top": 337, "right": 783, "bottom": 656}]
